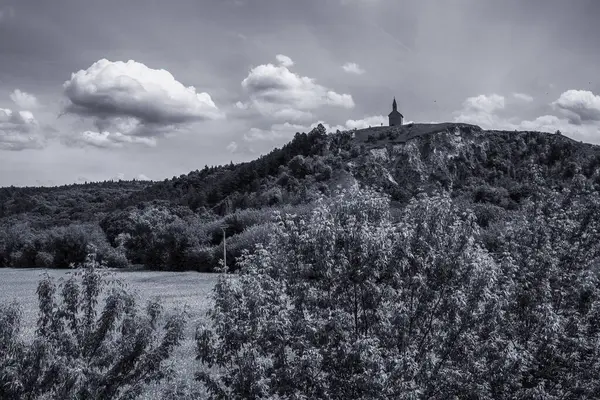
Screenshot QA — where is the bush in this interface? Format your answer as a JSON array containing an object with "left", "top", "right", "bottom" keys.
[
  {"left": 223, "top": 208, "right": 272, "bottom": 236},
  {"left": 195, "top": 185, "right": 600, "bottom": 399},
  {"left": 195, "top": 188, "right": 499, "bottom": 398},
  {"left": 0, "top": 252, "right": 187, "bottom": 399},
  {"left": 219, "top": 222, "right": 278, "bottom": 270},
  {"left": 100, "top": 247, "right": 130, "bottom": 269},
  {"left": 185, "top": 245, "right": 216, "bottom": 272},
  {"left": 47, "top": 223, "right": 109, "bottom": 268},
  {"left": 34, "top": 251, "right": 54, "bottom": 268}
]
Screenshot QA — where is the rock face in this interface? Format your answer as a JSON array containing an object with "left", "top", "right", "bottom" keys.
[{"left": 344, "top": 122, "right": 598, "bottom": 202}]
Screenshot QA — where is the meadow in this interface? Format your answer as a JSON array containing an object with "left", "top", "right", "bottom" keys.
[{"left": 0, "top": 268, "right": 220, "bottom": 399}]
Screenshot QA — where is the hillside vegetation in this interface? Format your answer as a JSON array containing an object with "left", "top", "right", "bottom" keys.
[
  {"left": 3, "top": 123, "right": 600, "bottom": 398},
  {"left": 1, "top": 122, "right": 600, "bottom": 272}
]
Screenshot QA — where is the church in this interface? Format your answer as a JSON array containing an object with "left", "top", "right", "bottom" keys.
[{"left": 388, "top": 97, "right": 403, "bottom": 126}]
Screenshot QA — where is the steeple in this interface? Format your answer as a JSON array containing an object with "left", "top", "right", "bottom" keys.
[{"left": 388, "top": 96, "right": 403, "bottom": 127}]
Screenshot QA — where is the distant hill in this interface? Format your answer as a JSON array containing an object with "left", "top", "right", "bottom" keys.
[{"left": 2, "top": 122, "right": 600, "bottom": 271}]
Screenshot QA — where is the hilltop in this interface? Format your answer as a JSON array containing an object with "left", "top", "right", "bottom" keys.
[{"left": 1, "top": 122, "right": 599, "bottom": 271}]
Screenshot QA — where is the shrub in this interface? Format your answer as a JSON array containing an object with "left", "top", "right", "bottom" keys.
[
  {"left": 34, "top": 251, "right": 54, "bottom": 268},
  {"left": 195, "top": 188, "right": 502, "bottom": 398},
  {"left": 100, "top": 247, "right": 130, "bottom": 269},
  {"left": 47, "top": 223, "right": 109, "bottom": 268},
  {"left": 185, "top": 245, "right": 216, "bottom": 272},
  {"left": 220, "top": 222, "right": 278, "bottom": 269},
  {"left": 195, "top": 185, "right": 600, "bottom": 399},
  {"left": 223, "top": 208, "right": 272, "bottom": 236},
  {"left": 0, "top": 252, "right": 187, "bottom": 399}
]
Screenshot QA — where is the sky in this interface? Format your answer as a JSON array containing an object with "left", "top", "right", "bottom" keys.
[{"left": 1, "top": 0, "right": 600, "bottom": 186}]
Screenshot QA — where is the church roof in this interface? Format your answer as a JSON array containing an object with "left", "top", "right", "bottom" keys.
[{"left": 388, "top": 110, "right": 403, "bottom": 118}]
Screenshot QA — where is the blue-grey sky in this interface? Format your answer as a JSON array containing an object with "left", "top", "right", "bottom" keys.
[{"left": 1, "top": 0, "right": 599, "bottom": 186}]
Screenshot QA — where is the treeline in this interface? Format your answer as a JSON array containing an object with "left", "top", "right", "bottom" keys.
[
  {"left": 0, "top": 200, "right": 314, "bottom": 271},
  {"left": 116, "top": 124, "right": 336, "bottom": 213},
  {"left": 3, "top": 124, "right": 600, "bottom": 272},
  {"left": 0, "top": 125, "right": 349, "bottom": 271}
]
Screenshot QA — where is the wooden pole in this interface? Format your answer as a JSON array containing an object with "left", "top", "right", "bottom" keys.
[{"left": 221, "top": 227, "right": 226, "bottom": 272}]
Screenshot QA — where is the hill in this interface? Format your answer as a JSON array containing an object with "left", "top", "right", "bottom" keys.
[{"left": 2, "top": 122, "right": 600, "bottom": 271}]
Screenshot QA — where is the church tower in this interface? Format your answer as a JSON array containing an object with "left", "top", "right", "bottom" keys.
[{"left": 388, "top": 97, "right": 404, "bottom": 126}]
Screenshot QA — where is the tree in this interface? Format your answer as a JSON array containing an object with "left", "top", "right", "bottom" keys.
[
  {"left": 0, "top": 251, "right": 187, "bottom": 399},
  {"left": 195, "top": 187, "right": 505, "bottom": 399}
]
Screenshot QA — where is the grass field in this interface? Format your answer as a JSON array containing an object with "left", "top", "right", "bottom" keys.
[{"left": 0, "top": 267, "right": 220, "bottom": 399}]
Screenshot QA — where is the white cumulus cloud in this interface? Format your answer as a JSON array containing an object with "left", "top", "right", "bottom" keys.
[
  {"left": 226, "top": 141, "right": 238, "bottom": 153},
  {"left": 453, "top": 94, "right": 507, "bottom": 128},
  {"left": 345, "top": 115, "right": 386, "bottom": 129},
  {"left": 0, "top": 107, "right": 45, "bottom": 150},
  {"left": 552, "top": 89, "right": 600, "bottom": 124},
  {"left": 62, "top": 59, "right": 223, "bottom": 148},
  {"left": 342, "top": 62, "right": 365, "bottom": 75},
  {"left": 235, "top": 101, "right": 249, "bottom": 110},
  {"left": 226, "top": 140, "right": 255, "bottom": 155},
  {"left": 453, "top": 90, "right": 600, "bottom": 144},
  {"left": 62, "top": 130, "right": 157, "bottom": 149},
  {"left": 275, "top": 54, "right": 294, "bottom": 68},
  {"left": 241, "top": 55, "right": 354, "bottom": 122},
  {"left": 10, "top": 89, "right": 40, "bottom": 109},
  {"left": 136, "top": 174, "right": 151, "bottom": 181},
  {"left": 462, "top": 94, "right": 505, "bottom": 114}
]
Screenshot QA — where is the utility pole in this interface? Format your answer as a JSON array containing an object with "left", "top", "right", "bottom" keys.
[{"left": 221, "top": 226, "right": 227, "bottom": 272}]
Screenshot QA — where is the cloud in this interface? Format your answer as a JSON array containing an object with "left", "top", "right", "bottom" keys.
[
  {"left": 0, "top": 107, "right": 45, "bottom": 151},
  {"left": 235, "top": 101, "right": 249, "bottom": 110},
  {"left": 463, "top": 94, "right": 505, "bottom": 114},
  {"left": 10, "top": 89, "right": 41, "bottom": 109},
  {"left": 342, "top": 62, "right": 365, "bottom": 75},
  {"left": 517, "top": 115, "right": 600, "bottom": 141},
  {"left": 136, "top": 174, "right": 151, "bottom": 181},
  {"left": 271, "top": 108, "right": 314, "bottom": 122},
  {"left": 453, "top": 94, "right": 506, "bottom": 128},
  {"left": 513, "top": 92, "right": 534, "bottom": 102},
  {"left": 62, "top": 130, "right": 157, "bottom": 149},
  {"left": 453, "top": 90, "right": 600, "bottom": 144},
  {"left": 275, "top": 54, "right": 294, "bottom": 68},
  {"left": 345, "top": 115, "right": 386, "bottom": 129},
  {"left": 241, "top": 55, "right": 354, "bottom": 121},
  {"left": 62, "top": 59, "right": 223, "bottom": 147},
  {"left": 226, "top": 141, "right": 238, "bottom": 153},
  {"left": 244, "top": 122, "right": 308, "bottom": 142},
  {"left": 552, "top": 90, "right": 600, "bottom": 124},
  {"left": 226, "top": 140, "right": 255, "bottom": 155}
]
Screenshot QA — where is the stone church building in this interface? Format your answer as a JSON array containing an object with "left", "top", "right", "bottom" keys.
[{"left": 388, "top": 97, "right": 403, "bottom": 126}]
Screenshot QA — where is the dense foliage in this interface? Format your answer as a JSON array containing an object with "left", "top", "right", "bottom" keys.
[
  {"left": 5, "top": 118, "right": 600, "bottom": 398},
  {"left": 3, "top": 123, "right": 600, "bottom": 272},
  {"left": 0, "top": 251, "right": 187, "bottom": 399},
  {"left": 195, "top": 185, "right": 600, "bottom": 399}
]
